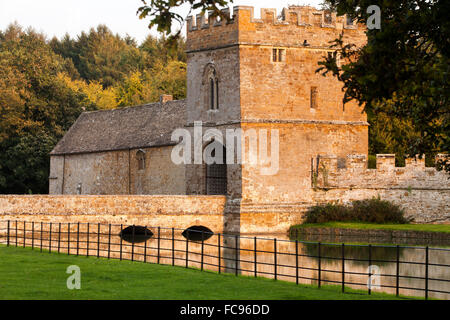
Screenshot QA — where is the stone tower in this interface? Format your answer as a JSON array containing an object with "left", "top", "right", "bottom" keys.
[{"left": 185, "top": 6, "right": 369, "bottom": 230}]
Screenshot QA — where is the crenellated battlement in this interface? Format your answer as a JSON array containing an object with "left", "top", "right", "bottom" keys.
[
  {"left": 313, "top": 154, "right": 450, "bottom": 190},
  {"left": 187, "top": 6, "right": 363, "bottom": 32},
  {"left": 186, "top": 6, "right": 367, "bottom": 52},
  {"left": 186, "top": 8, "right": 234, "bottom": 31}
]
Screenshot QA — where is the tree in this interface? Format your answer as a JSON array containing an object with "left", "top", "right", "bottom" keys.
[
  {"left": 1, "top": 21, "right": 189, "bottom": 194},
  {"left": 51, "top": 25, "right": 150, "bottom": 87},
  {"left": 140, "top": 34, "right": 187, "bottom": 65},
  {"left": 0, "top": 25, "right": 97, "bottom": 194},
  {"left": 138, "top": 0, "right": 232, "bottom": 35},
  {"left": 316, "top": 0, "right": 449, "bottom": 164},
  {"left": 57, "top": 73, "right": 118, "bottom": 110}
]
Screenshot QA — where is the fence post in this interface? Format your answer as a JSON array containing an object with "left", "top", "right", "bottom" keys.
[
  {"left": 296, "top": 240, "right": 299, "bottom": 285},
  {"left": 368, "top": 244, "right": 372, "bottom": 295},
  {"left": 144, "top": 226, "right": 148, "bottom": 263},
  {"left": 157, "top": 227, "right": 161, "bottom": 265},
  {"left": 31, "top": 221, "right": 34, "bottom": 250},
  {"left": 76, "top": 222, "right": 80, "bottom": 256},
  {"left": 172, "top": 228, "right": 175, "bottom": 266},
  {"left": 119, "top": 224, "right": 123, "bottom": 261},
  {"left": 15, "top": 220, "right": 18, "bottom": 247},
  {"left": 318, "top": 242, "right": 321, "bottom": 288},
  {"left": 396, "top": 245, "right": 400, "bottom": 297},
  {"left": 342, "top": 243, "right": 345, "bottom": 293},
  {"left": 58, "top": 223, "right": 61, "bottom": 254},
  {"left": 6, "top": 220, "right": 10, "bottom": 247},
  {"left": 67, "top": 223, "right": 70, "bottom": 255},
  {"left": 254, "top": 237, "right": 257, "bottom": 278},
  {"left": 107, "top": 224, "right": 111, "bottom": 259},
  {"left": 201, "top": 231, "right": 204, "bottom": 271},
  {"left": 425, "top": 246, "right": 429, "bottom": 300},
  {"left": 97, "top": 223, "right": 100, "bottom": 258},
  {"left": 49, "top": 222, "right": 52, "bottom": 253},
  {"left": 235, "top": 235, "right": 239, "bottom": 276},
  {"left": 185, "top": 230, "right": 189, "bottom": 268},
  {"left": 218, "top": 233, "right": 221, "bottom": 274},
  {"left": 86, "top": 223, "right": 90, "bottom": 257},
  {"left": 40, "top": 222, "right": 43, "bottom": 252},
  {"left": 23, "top": 221, "right": 26, "bottom": 248},
  {"left": 131, "top": 225, "right": 135, "bottom": 262},
  {"left": 274, "top": 238, "right": 277, "bottom": 281}
]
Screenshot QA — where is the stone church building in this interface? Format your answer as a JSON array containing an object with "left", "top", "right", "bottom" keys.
[
  {"left": 48, "top": 6, "right": 449, "bottom": 228},
  {"left": 50, "top": 6, "right": 367, "bottom": 198}
]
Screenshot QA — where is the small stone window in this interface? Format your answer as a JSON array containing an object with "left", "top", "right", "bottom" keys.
[
  {"left": 346, "top": 15, "right": 354, "bottom": 26},
  {"left": 76, "top": 183, "right": 82, "bottom": 195},
  {"left": 324, "top": 10, "right": 333, "bottom": 24},
  {"left": 136, "top": 149, "right": 146, "bottom": 171},
  {"left": 310, "top": 87, "right": 318, "bottom": 109},
  {"left": 272, "top": 48, "right": 285, "bottom": 63},
  {"left": 205, "top": 65, "right": 219, "bottom": 110}
]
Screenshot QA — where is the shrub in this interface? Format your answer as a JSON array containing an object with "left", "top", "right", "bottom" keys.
[{"left": 303, "top": 198, "right": 411, "bottom": 224}]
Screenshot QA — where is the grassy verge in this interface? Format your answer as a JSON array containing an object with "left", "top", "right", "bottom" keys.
[
  {"left": 0, "top": 245, "right": 411, "bottom": 300},
  {"left": 291, "top": 222, "right": 450, "bottom": 234}
]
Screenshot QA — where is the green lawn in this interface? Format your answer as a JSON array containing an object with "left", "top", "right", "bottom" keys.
[
  {"left": 291, "top": 222, "right": 450, "bottom": 234},
  {"left": 0, "top": 245, "right": 411, "bottom": 300}
]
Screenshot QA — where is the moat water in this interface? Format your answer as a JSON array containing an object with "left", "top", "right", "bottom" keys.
[{"left": 2, "top": 223, "right": 449, "bottom": 300}]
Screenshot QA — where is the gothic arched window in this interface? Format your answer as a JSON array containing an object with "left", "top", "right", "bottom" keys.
[
  {"left": 204, "top": 65, "right": 219, "bottom": 110},
  {"left": 136, "top": 149, "right": 146, "bottom": 171}
]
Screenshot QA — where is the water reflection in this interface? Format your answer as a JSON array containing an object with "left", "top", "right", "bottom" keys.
[{"left": 3, "top": 223, "right": 449, "bottom": 300}]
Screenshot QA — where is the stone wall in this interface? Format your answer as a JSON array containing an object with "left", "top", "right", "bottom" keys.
[
  {"left": 313, "top": 154, "right": 450, "bottom": 223},
  {"left": 50, "top": 146, "right": 185, "bottom": 196},
  {"left": 0, "top": 195, "right": 307, "bottom": 234},
  {"left": 0, "top": 195, "right": 226, "bottom": 233},
  {"left": 240, "top": 122, "right": 368, "bottom": 204},
  {"left": 186, "top": 6, "right": 366, "bottom": 51}
]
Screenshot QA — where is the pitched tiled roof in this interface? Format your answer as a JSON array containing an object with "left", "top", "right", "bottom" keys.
[{"left": 50, "top": 100, "right": 186, "bottom": 155}]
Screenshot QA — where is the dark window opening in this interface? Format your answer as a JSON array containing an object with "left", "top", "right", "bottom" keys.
[
  {"left": 346, "top": 15, "right": 354, "bottom": 25},
  {"left": 215, "top": 79, "right": 219, "bottom": 110},
  {"left": 137, "top": 150, "right": 146, "bottom": 170},
  {"left": 210, "top": 78, "right": 215, "bottom": 110},
  {"left": 206, "top": 144, "right": 227, "bottom": 195},
  {"left": 273, "top": 48, "right": 285, "bottom": 62},
  {"left": 119, "top": 226, "right": 153, "bottom": 243},
  {"left": 337, "top": 158, "right": 347, "bottom": 169},
  {"left": 182, "top": 226, "right": 214, "bottom": 241},
  {"left": 206, "top": 65, "right": 219, "bottom": 110},
  {"left": 278, "top": 49, "right": 284, "bottom": 62},
  {"left": 324, "top": 11, "right": 332, "bottom": 24},
  {"left": 310, "top": 86, "right": 318, "bottom": 109}
]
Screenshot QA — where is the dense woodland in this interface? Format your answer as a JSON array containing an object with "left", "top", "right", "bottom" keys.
[
  {"left": 0, "top": 23, "right": 444, "bottom": 194},
  {"left": 0, "top": 24, "right": 186, "bottom": 194}
]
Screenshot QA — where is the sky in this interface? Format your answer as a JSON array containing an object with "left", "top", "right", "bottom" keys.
[{"left": 0, "top": 0, "right": 323, "bottom": 44}]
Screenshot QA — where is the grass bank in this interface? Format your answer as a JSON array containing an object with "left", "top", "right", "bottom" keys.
[
  {"left": 0, "top": 245, "right": 410, "bottom": 300},
  {"left": 290, "top": 222, "right": 450, "bottom": 234}
]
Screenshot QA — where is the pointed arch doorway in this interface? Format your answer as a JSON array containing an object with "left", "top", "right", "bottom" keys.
[{"left": 205, "top": 143, "right": 227, "bottom": 195}]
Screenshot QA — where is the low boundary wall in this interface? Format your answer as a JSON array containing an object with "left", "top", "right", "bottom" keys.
[{"left": 0, "top": 195, "right": 227, "bottom": 234}]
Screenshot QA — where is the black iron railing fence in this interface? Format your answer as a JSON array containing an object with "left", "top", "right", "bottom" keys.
[{"left": 0, "top": 220, "right": 449, "bottom": 300}]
